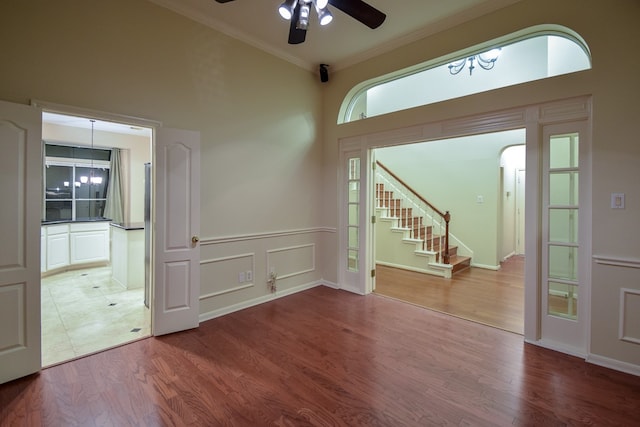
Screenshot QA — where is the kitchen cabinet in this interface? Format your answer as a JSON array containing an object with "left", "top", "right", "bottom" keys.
[
  {"left": 46, "top": 224, "right": 69, "bottom": 271},
  {"left": 110, "top": 223, "right": 144, "bottom": 289},
  {"left": 70, "top": 222, "right": 110, "bottom": 265},
  {"left": 41, "top": 221, "right": 110, "bottom": 273}
]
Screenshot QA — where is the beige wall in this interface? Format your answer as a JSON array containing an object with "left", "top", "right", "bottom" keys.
[
  {"left": 322, "top": 0, "right": 640, "bottom": 368},
  {"left": 0, "top": 0, "right": 328, "bottom": 315}
]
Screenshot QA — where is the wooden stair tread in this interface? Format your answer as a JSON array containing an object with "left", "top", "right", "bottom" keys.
[
  {"left": 448, "top": 255, "right": 471, "bottom": 273},
  {"left": 376, "top": 180, "right": 471, "bottom": 277}
]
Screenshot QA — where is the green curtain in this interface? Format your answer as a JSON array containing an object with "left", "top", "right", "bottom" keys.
[{"left": 104, "top": 148, "right": 124, "bottom": 223}]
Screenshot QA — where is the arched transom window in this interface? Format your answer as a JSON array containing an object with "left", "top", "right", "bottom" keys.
[{"left": 339, "top": 25, "right": 591, "bottom": 124}]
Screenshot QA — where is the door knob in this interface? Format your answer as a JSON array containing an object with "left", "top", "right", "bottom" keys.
[{"left": 192, "top": 236, "right": 200, "bottom": 243}]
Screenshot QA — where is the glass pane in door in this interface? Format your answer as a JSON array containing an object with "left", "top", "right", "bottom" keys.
[
  {"left": 549, "top": 135, "right": 579, "bottom": 168},
  {"left": 549, "top": 172, "right": 579, "bottom": 205},
  {"left": 548, "top": 245, "right": 577, "bottom": 281},
  {"left": 549, "top": 208, "right": 578, "bottom": 243},
  {"left": 548, "top": 281, "right": 578, "bottom": 319}
]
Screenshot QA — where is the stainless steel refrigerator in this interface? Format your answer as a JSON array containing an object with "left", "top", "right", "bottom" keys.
[{"left": 144, "top": 162, "right": 151, "bottom": 308}]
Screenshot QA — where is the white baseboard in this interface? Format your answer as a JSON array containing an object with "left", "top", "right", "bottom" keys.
[
  {"left": 471, "top": 262, "right": 501, "bottom": 271},
  {"left": 322, "top": 280, "right": 339, "bottom": 289},
  {"left": 199, "top": 280, "right": 325, "bottom": 323},
  {"left": 376, "top": 261, "right": 446, "bottom": 277},
  {"left": 340, "top": 283, "right": 366, "bottom": 295},
  {"left": 587, "top": 353, "right": 640, "bottom": 377},
  {"left": 502, "top": 252, "right": 516, "bottom": 262}
]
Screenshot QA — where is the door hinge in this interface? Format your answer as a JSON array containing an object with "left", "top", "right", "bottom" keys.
[
  {"left": 371, "top": 215, "right": 376, "bottom": 224},
  {"left": 371, "top": 269, "right": 376, "bottom": 278}
]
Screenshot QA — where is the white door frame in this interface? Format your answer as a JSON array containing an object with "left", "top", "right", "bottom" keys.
[
  {"left": 337, "top": 96, "right": 592, "bottom": 357},
  {"left": 35, "top": 102, "right": 202, "bottom": 337}
]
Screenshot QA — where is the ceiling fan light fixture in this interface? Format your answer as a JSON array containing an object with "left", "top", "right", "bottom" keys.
[
  {"left": 297, "top": 3, "right": 310, "bottom": 30},
  {"left": 278, "top": 0, "right": 298, "bottom": 20},
  {"left": 314, "top": 0, "right": 329, "bottom": 8},
  {"left": 317, "top": 6, "right": 333, "bottom": 26}
]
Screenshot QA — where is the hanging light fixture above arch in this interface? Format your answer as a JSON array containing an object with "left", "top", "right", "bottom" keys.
[{"left": 448, "top": 48, "right": 502, "bottom": 76}]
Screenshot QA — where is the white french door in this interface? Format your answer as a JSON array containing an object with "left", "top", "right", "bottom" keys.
[
  {"left": 540, "top": 121, "right": 591, "bottom": 355},
  {"left": 338, "top": 147, "right": 369, "bottom": 294},
  {"left": 0, "top": 100, "right": 42, "bottom": 384},
  {"left": 153, "top": 128, "right": 201, "bottom": 335}
]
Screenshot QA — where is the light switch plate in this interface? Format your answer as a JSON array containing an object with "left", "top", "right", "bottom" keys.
[{"left": 611, "top": 193, "right": 625, "bottom": 209}]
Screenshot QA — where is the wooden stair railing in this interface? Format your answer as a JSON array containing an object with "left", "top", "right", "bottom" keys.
[{"left": 376, "top": 161, "right": 451, "bottom": 264}]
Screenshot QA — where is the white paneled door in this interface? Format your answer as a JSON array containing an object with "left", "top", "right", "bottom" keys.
[
  {"left": 540, "top": 122, "right": 590, "bottom": 355},
  {"left": 153, "top": 128, "right": 201, "bottom": 336},
  {"left": 0, "top": 100, "right": 42, "bottom": 384}
]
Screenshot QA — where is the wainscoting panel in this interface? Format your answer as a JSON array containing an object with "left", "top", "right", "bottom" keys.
[
  {"left": 200, "top": 253, "right": 255, "bottom": 300},
  {"left": 589, "top": 255, "right": 640, "bottom": 373},
  {"left": 619, "top": 288, "right": 640, "bottom": 345},
  {"left": 197, "top": 228, "right": 332, "bottom": 322},
  {"left": 266, "top": 244, "right": 315, "bottom": 280}
]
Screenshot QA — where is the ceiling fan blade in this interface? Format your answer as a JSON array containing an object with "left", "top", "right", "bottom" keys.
[
  {"left": 214, "top": 0, "right": 235, "bottom": 3},
  {"left": 288, "top": 3, "right": 307, "bottom": 44},
  {"left": 328, "top": 0, "right": 386, "bottom": 29}
]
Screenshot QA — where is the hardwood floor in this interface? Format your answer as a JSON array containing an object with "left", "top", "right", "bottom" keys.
[
  {"left": 2, "top": 286, "right": 639, "bottom": 426},
  {"left": 375, "top": 256, "right": 525, "bottom": 334}
]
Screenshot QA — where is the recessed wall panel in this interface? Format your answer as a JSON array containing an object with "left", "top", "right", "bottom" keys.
[
  {"left": 266, "top": 244, "right": 315, "bottom": 280},
  {"left": 200, "top": 253, "right": 255, "bottom": 299},
  {"left": 620, "top": 288, "right": 640, "bottom": 345}
]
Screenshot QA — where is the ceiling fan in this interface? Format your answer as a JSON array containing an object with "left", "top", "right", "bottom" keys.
[{"left": 214, "top": 0, "right": 386, "bottom": 44}]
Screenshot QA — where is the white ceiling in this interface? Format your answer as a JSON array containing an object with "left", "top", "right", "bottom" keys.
[
  {"left": 43, "top": 112, "right": 153, "bottom": 137},
  {"left": 148, "top": 0, "right": 521, "bottom": 71}
]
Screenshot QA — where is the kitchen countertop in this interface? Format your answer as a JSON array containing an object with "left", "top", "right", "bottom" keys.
[
  {"left": 42, "top": 218, "right": 112, "bottom": 225},
  {"left": 110, "top": 222, "right": 145, "bottom": 231}
]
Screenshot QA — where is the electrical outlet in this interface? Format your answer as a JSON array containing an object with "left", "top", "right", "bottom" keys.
[
  {"left": 238, "top": 271, "right": 245, "bottom": 283},
  {"left": 246, "top": 270, "right": 252, "bottom": 282}
]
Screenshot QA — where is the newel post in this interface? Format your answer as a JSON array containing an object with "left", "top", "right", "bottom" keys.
[{"left": 443, "top": 211, "right": 451, "bottom": 264}]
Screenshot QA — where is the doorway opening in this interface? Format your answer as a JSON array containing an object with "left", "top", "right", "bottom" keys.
[
  {"left": 40, "top": 112, "right": 153, "bottom": 367},
  {"left": 372, "top": 130, "right": 526, "bottom": 334}
]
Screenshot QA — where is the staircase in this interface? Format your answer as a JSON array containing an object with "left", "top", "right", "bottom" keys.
[{"left": 375, "top": 164, "right": 472, "bottom": 278}]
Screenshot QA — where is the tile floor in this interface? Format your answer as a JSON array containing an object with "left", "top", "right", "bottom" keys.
[{"left": 41, "top": 266, "right": 151, "bottom": 367}]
